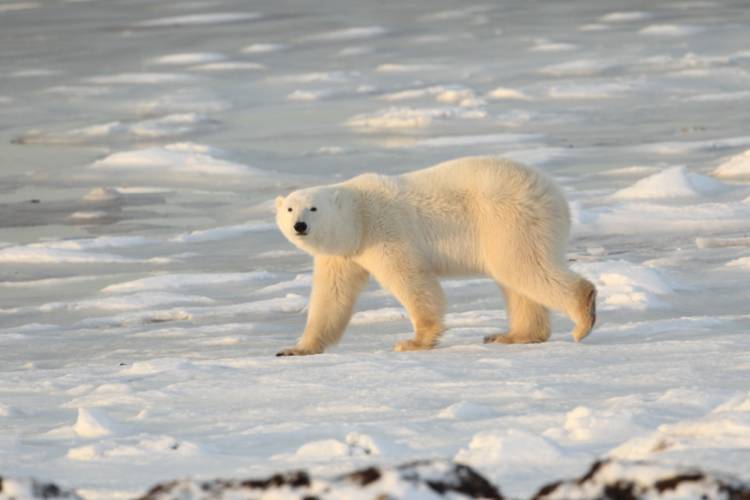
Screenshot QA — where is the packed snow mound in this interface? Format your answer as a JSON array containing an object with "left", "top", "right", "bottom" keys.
[
  {"left": 92, "top": 143, "right": 258, "bottom": 176},
  {"left": 67, "top": 434, "right": 200, "bottom": 462},
  {"left": 572, "top": 260, "right": 673, "bottom": 310},
  {"left": 542, "top": 406, "right": 644, "bottom": 444},
  {"left": 148, "top": 52, "right": 226, "bottom": 65},
  {"left": 611, "top": 166, "right": 727, "bottom": 200},
  {"left": 533, "top": 459, "right": 750, "bottom": 500},
  {"left": 713, "top": 149, "right": 750, "bottom": 179},
  {"left": 72, "top": 408, "right": 119, "bottom": 438},
  {"left": 455, "top": 429, "right": 562, "bottom": 469},
  {"left": 438, "top": 401, "right": 497, "bottom": 420},
  {"left": 727, "top": 256, "right": 750, "bottom": 269},
  {"left": 346, "top": 106, "right": 485, "bottom": 130},
  {"left": 300, "top": 26, "right": 388, "bottom": 42},
  {"left": 610, "top": 392, "right": 750, "bottom": 462},
  {"left": 102, "top": 272, "right": 276, "bottom": 293},
  {"left": 639, "top": 24, "right": 704, "bottom": 36},
  {"left": 287, "top": 433, "right": 400, "bottom": 461},
  {"left": 135, "top": 460, "right": 502, "bottom": 500},
  {"left": 134, "top": 12, "right": 261, "bottom": 28}
]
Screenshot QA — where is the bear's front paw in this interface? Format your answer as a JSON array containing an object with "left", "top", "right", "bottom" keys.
[
  {"left": 393, "top": 339, "right": 433, "bottom": 352},
  {"left": 483, "top": 333, "right": 514, "bottom": 344},
  {"left": 275, "top": 346, "right": 319, "bottom": 357}
]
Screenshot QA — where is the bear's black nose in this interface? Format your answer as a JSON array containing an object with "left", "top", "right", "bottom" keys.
[{"left": 294, "top": 221, "right": 308, "bottom": 234}]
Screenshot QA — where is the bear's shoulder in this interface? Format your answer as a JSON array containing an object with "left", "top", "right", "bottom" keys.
[{"left": 345, "top": 172, "right": 400, "bottom": 193}]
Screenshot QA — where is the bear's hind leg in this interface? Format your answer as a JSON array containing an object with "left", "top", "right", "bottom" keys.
[
  {"left": 484, "top": 286, "right": 550, "bottom": 344},
  {"left": 571, "top": 278, "right": 597, "bottom": 342},
  {"left": 496, "top": 263, "right": 596, "bottom": 343}
]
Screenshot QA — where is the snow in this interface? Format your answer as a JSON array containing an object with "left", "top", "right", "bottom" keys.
[
  {"left": 0, "top": 2, "right": 39, "bottom": 12},
  {"left": 639, "top": 24, "right": 705, "bottom": 36},
  {"left": 3, "top": 0, "right": 750, "bottom": 498},
  {"left": 87, "top": 73, "right": 195, "bottom": 85},
  {"left": 241, "top": 43, "right": 287, "bottom": 54},
  {"left": 539, "top": 59, "right": 616, "bottom": 77},
  {"left": 170, "top": 222, "right": 275, "bottom": 243},
  {"left": 72, "top": 408, "right": 120, "bottom": 438},
  {"left": 0, "top": 247, "right": 135, "bottom": 264},
  {"left": 438, "top": 401, "right": 497, "bottom": 420},
  {"left": 486, "top": 87, "right": 531, "bottom": 100},
  {"left": 346, "top": 107, "right": 486, "bottom": 130},
  {"left": 727, "top": 256, "right": 750, "bottom": 270},
  {"left": 545, "top": 81, "right": 634, "bottom": 99},
  {"left": 91, "top": 143, "right": 261, "bottom": 176},
  {"left": 599, "top": 11, "right": 653, "bottom": 23},
  {"left": 572, "top": 260, "right": 674, "bottom": 310},
  {"left": 190, "top": 62, "right": 265, "bottom": 72},
  {"left": 376, "top": 63, "right": 444, "bottom": 73},
  {"left": 713, "top": 148, "right": 750, "bottom": 178},
  {"left": 401, "top": 133, "right": 541, "bottom": 149},
  {"left": 301, "top": 26, "right": 388, "bottom": 42},
  {"left": 149, "top": 53, "right": 226, "bottom": 66},
  {"left": 455, "top": 429, "right": 563, "bottom": 469},
  {"left": 134, "top": 13, "right": 262, "bottom": 28},
  {"left": 102, "top": 272, "right": 276, "bottom": 293},
  {"left": 17, "top": 114, "right": 211, "bottom": 145},
  {"left": 610, "top": 166, "right": 727, "bottom": 200}
]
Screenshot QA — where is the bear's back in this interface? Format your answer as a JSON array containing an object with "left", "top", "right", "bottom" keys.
[{"left": 402, "top": 156, "right": 558, "bottom": 203}]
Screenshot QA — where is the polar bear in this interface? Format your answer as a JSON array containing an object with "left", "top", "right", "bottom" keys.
[{"left": 274, "top": 156, "right": 596, "bottom": 356}]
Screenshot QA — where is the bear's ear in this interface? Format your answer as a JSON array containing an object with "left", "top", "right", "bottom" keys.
[{"left": 275, "top": 196, "right": 285, "bottom": 211}]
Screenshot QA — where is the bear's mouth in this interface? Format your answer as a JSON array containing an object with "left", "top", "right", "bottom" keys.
[{"left": 295, "top": 230, "right": 308, "bottom": 236}]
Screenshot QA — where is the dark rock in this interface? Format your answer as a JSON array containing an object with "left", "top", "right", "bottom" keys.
[
  {"left": 136, "top": 459, "right": 502, "bottom": 499},
  {"left": 533, "top": 459, "right": 750, "bottom": 500}
]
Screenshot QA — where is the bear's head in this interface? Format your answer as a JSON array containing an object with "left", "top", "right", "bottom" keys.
[{"left": 275, "top": 186, "right": 361, "bottom": 256}]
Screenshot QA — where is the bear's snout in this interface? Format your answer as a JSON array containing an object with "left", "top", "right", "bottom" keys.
[{"left": 294, "top": 221, "right": 308, "bottom": 235}]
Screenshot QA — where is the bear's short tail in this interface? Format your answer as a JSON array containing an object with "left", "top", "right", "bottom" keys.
[{"left": 571, "top": 279, "right": 597, "bottom": 342}]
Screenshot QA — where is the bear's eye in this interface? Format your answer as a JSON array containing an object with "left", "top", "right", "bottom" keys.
[
  {"left": 310, "top": 207, "right": 317, "bottom": 212},
  {"left": 287, "top": 207, "right": 293, "bottom": 212}
]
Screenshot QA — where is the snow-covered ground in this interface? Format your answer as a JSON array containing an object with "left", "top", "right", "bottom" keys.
[{"left": 1, "top": 0, "right": 750, "bottom": 498}]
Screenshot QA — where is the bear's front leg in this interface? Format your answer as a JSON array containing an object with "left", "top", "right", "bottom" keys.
[
  {"left": 276, "top": 256, "right": 369, "bottom": 356},
  {"left": 366, "top": 250, "right": 446, "bottom": 352}
]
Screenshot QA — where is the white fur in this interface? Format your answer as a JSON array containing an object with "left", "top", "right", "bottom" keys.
[{"left": 275, "top": 156, "right": 596, "bottom": 355}]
